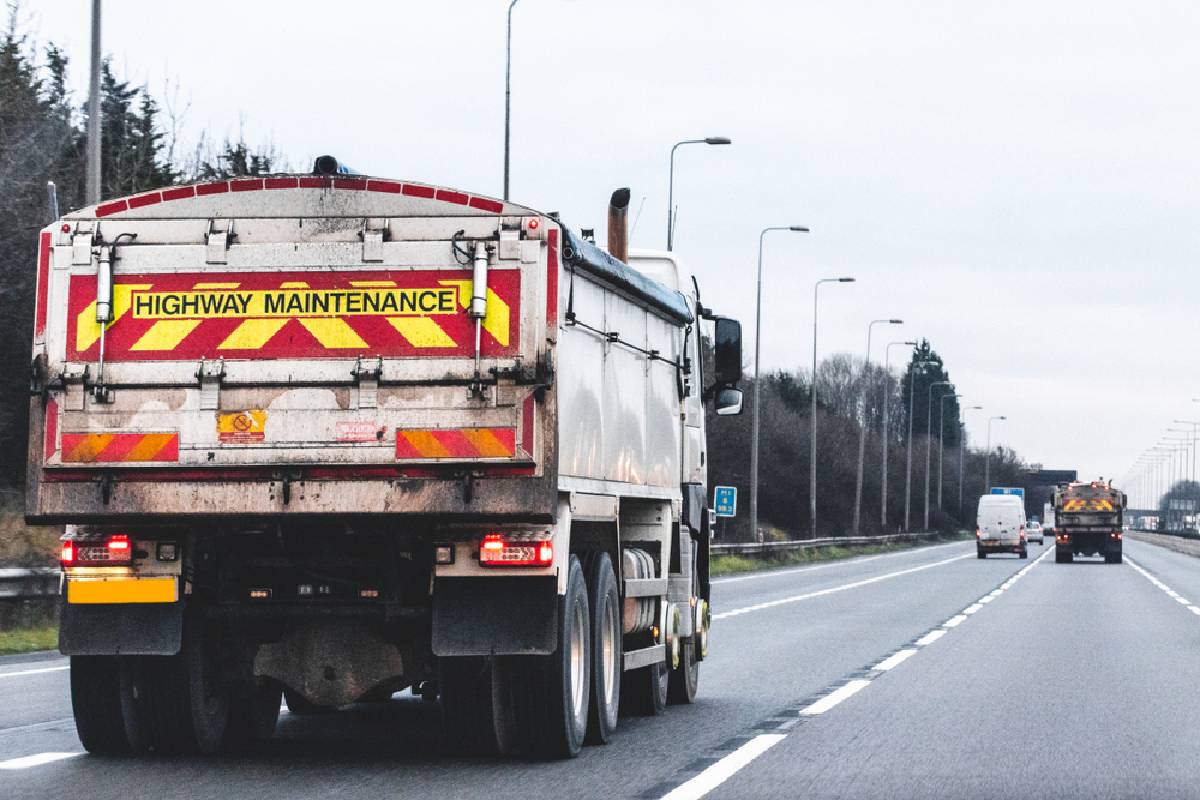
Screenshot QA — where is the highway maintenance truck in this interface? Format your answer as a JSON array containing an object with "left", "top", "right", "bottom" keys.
[
  {"left": 1053, "top": 480, "right": 1125, "bottom": 564},
  {"left": 26, "top": 159, "right": 745, "bottom": 758}
]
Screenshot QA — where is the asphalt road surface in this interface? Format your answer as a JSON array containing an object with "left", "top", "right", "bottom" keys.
[{"left": 4, "top": 536, "right": 1200, "bottom": 799}]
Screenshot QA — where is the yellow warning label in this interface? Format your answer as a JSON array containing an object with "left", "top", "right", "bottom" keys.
[
  {"left": 131, "top": 288, "right": 459, "bottom": 319},
  {"left": 218, "top": 409, "right": 267, "bottom": 443}
]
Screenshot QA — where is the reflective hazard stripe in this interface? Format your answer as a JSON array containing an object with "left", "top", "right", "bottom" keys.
[
  {"left": 61, "top": 433, "right": 179, "bottom": 463},
  {"left": 395, "top": 428, "right": 517, "bottom": 460}
]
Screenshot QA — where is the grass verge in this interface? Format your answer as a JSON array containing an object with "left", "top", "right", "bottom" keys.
[
  {"left": 0, "top": 625, "right": 58, "bottom": 655},
  {"left": 711, "top": 533, "right": 972, "bottom": 577}
]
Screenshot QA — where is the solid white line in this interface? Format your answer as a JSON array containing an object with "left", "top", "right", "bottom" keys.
[
  {"left": 0, "top": 752, "right": 81, "bottom": 770},
  {"left": 916, "top": 629, "right": 946, "bottom": 646},
  {"left": 712, "top": 541, "right": 969, "bottom": 585},
  {"left": 873, "top": 649, "right": 918, "bottom": 671},
  {"left": 801, "top": 679, "right": 872, "bottom": 715},
  {"left": 713, "top": 552, "right": 972, "bottom": 620},
  {"left": 658, "top": 734, "right": 787, "bottom": 800},
  {"left": 0, "top": 665, "right": 68, "bottom": 680}
]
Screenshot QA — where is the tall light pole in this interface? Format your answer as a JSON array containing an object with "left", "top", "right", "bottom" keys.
[
  {"left": 666, "top": 137, "right": 732, "bottom": 250},
  {"left": 984, "top": 415, "right": 1007, "bottom": 491},
  {"left": 86, "top": 0, "right": 102, "bottom": 205},
  {"left": 503, "top": 0, "right": 520, "bottom": 201},
  {"left": 811, "top": 276, "right": 855, "bottom": 536},
  {"left": 1162, "top": 434, "right": 1191, "bottom": 529},
  {"left": 853, "top": 318, "right": 903, "bottom": 535},
  {"left": 749, "top": 225, "right": 808, "bottom": 542},
  {"left": 937, "top": 392, "right": 962, "bottom": 510},
  {"left": 880, "top": 340, "right": 916, "bottom": 530},
  {"left": 958, "top": 405, "right": 983, "bottom": 520},
  {"left": 1174, "top": 418, "right": 1200, "bottom": 529},
  {"left": 924, "top": 381, "right": 953, "bottom": 530},
  {"left": 905, "top": 360, "right": 938, "bottom": 531}
]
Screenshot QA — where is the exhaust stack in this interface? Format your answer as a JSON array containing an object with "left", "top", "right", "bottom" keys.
[{"left": 607, "top": 188, "right": 631, "bottom": 263}]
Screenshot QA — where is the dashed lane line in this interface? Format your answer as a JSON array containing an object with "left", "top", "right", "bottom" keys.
[
  {"left": 647, "top": 546, "right": 1053, "bottom": 800},
  {"left": 1127, "top": 556, "right": 1200, "bottom": 616},
  {"left": 0, "top": 752, "right": 81, "bottom": 770},
  {"left": 0, "top": 666, "right": 68, "bottom": 680}
]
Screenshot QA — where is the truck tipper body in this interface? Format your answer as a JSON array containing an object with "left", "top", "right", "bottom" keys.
[
  {"left": 28, "top": 166, "right": 744, "bottom": 757},
  {"left": 1053, "top": 480, "right": 1125, "bottom": 564}
]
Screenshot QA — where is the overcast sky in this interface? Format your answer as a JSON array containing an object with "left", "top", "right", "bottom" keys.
[{"left": 27, "top": 0, "right": 1200, "bottom": 485}]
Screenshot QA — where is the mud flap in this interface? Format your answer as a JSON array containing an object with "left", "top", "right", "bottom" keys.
[
  {"left": 432, "top": 576, "right": 557, "bottom": 656},
  {"left": 59, "top": 599, "right": 183, "bottom": 656}
]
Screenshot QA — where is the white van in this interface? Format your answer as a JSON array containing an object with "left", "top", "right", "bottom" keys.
[{"left": 976, "top": 495, "right": 1028, "bottom": 559}]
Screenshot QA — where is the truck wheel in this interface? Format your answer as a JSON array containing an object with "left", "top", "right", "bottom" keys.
[
  {"left": 439, "top": 657, "right": 497, "bottom": 754},
  {"left": 185, "top": 622, "right": 232, "bottom": 754},
  {"left": 977, "top": 549, "right": 986, "bottom": 559},
  {"left": 493, "top": 555, "right": 591, "bottom": 758},
  {"left": 621, "top": 654, "right": 668, "bottom": 716},
  {"left": 668, "top": 557, "right": 700, "bottom": 705},
  {"left": 1019, "top": 547, "right": 1028, "bottom": 559},
  {"left": 583, "top": 553, "right": 621, "bottom": 745},
  {"left": 1106, "top": 553, "right": 1123, "bottom": 564},
  {"left": 226, "top": 680, "right": 282, "bottom": 747},
  {"left": 70, "top": 656, "right": 131, "bottom": 755}
]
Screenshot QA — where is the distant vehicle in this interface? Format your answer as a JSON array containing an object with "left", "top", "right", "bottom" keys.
[
  {"left": 1026, "top": 520, "right": 1045, "bottom": 545},
  {"left": 1043, "top": 501, "right": 1056, "bottom": 533},
  {"left": 976, "top": 494, "right": 1028, "bottom": 559},
  {"left": 1054, "top": 480, "right": 1125, "bottom": 564},
  {"left": 990, "top": 487, "right": 1025, "bottom": 499}
]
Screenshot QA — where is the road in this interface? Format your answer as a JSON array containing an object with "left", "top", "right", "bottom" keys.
[{"left": 4, "top": 536, "right": 1200, "bottom": 799}]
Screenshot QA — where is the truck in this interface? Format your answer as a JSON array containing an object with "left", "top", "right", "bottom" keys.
[
  {"left": 1053, "top": 480, "right": 1126, "bottom": 564},
  {"left": 27, "top": 160, "right": 745, "bottom": 759},
  {"left": 1043, "top": 501, "right": 1055, "bottom": 533}
]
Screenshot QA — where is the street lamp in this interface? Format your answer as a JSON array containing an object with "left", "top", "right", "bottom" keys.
[
  {"left": 880, "top": 340, "right": 917, "bottom": 530},
  {"left": 905, "top": 360, "right": 938, "bottom": 532},
  {"left": 811, "top": 276, "right": 855, "bottom": 536},
  {"left": 937, "top": 392, "right": 962, "bottom": 510},
  {"left": 749, "top": 225, "right": 808, "bottom": 542},
  {"left": 958, "top": 405, "right": 983, "bottom": 519},
  {"left": 666, "top": 137, "right": 732, "bottom": 250},
  {"left": 924, "top": 380, "right": 953, "bottom": 531},
  {"left": 503, "top": 0, "right": 520, "bottom": 201},
  {"left": 984, "top": 415, "right": 1007, "bottom": 491},
  {"left": 853, "top": 318, "right": 903, "bottom": 535}
]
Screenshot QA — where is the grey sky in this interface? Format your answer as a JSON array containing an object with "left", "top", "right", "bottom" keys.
[{"left": 29, "top": 0, "right": 1200, "bottom": 484}]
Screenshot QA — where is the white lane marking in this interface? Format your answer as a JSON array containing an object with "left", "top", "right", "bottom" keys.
[
  {"left": 943, "top": 614, "right": 968, "bottom": 628},
  {"left": 712, "top": 541, "right": 968, "bottom": 585},
  {"left": 714, "top": 553, "right": 972, "bottom": 620},
  {"left": 659, "top": 734, "right": 787, "bottom": 800},
  {"left": 0, "top": 666, "right": 69, "bottom": 680},
  {"left": 872, "top": 649, "right": 917, "bottom": 671},
  {"left": 801, "top": 679, "right": 872, "bottom": 716},
  {"left": 963, "top": 603, "right": 984, "bottom": 614},
  {"left": 916, "top": 629, "right": 946, "bottom": 645},
  {"left": 1126, "top": 556, "right": 1200, "bottom": 617},
  {"left": 0, "top": 752, "right": 81, "bottom": 770}
]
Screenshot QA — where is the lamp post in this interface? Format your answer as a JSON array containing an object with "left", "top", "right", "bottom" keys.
[
  {"left": 811, "top": 277, "right": 855, "bottom": 536},
  {"left": 1162, "top": 435, "right": 1191, "bottom": 529},
  {"left": 924, "top": 381, "right": 953, "bottom": 530},
  {"left": 905, "top": 360, "right": 938, "bottom": 532},
  {"left": 749, "top": 225, "right": 808, "bottom": 542},
  {"left": 881, "top": 340, "right": 917, "bottom": 530},
  {"left": 853, "top": 318, "right": 903, "bottom": 535},
  {"left": 1173, "top": 419, "right": 1200, "bottom": 528},
  {"left": 984, "top": 415, "right": 1007, "bottom": 492},
  {"left": 958, "top": 405, "right": 983, "bottom": 519},
  {"left": 937, "top": 393, "right": 962, "bottom": 511},
  {"left": 503, "top": 0, "right": 520, "bottom": 201},
  {"left": 86, "top": 0, "right": 102, "bottom": 205},
  {"left": 666, "top": 137, "right": 732, "bottom": 250}
]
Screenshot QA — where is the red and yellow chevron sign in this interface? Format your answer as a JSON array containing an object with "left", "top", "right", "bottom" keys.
[
  {"left": 60, "top": 432, "right": 180, "bottom": 463},
  {"left": 66, "top": 270, "right": 520, "bottom": 361},
  {"left": 1062, "top": 498, "right": 1114, "bottom": 512},
  {"left": 395, "top": 428, "right": 516, "bottom": 460}
]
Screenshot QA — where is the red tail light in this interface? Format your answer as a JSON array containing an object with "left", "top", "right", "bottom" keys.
[
  {"left": 60, "top": 541, "right": 75, "bottom": 565},
  {"left": 479, "top": 533, "right": 554, "bottom": 567},
  {"left": 62, "top": 534, "right": 134, "bottom": 566},
  {"left": 975, "top": 529, "right": 981, "bottom": 538},
  {"left": 1111, "top": 531, "right": 1123, "bottom": 540}
]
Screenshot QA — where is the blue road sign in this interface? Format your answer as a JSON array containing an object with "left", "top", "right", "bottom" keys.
[{"left": 714, "top": 486, "right": 737, "bottom": 517}]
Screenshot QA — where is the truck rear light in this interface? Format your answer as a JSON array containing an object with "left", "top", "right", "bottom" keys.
[
  {"left": 434, "top": 544, "right": 455, "bottom": 565},
  {"left": 975, "top": 529, "right": 981, "bottom": 538},
  {"left": 1057, "top": 533, "right": 1070, "bottom": 543},
  {"left": 479, "top": 533, "right": 554, "bottom": 567},
  {"left": 1111, "top": 531, "right": 1123, "bottom": 540},
  {"left": 63, "top": 534, "right": 134, "bottom": 566}
]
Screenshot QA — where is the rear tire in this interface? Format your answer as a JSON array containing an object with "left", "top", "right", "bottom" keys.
[
  {"left": 493, "top": 555, "right": 590, "bottom": 758},
  {"left": 583, "top": 553, "right": 621, "bottom": 745},
  {"left": 1106, "top": 553, "right": 1123, "bottom": 564},
  {"left": 977, "top": 549, "right": 987, "bottom": 559},
  {"left": 668, "top": 554, "right": 700, "bottom": 705},
  {"left": 621, "top": 657, "right": 668, "bottom": 716},
  {"left": 226, "top": 680, "right": 282, "bottom": 747},
  {"left": 70, "top": 656, "right": 131, "bottom": 755},
  {"left": 1019, "top": 547, "right": 1028, "bottom": 559}
]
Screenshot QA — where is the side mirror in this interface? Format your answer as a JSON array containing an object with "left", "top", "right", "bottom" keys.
[
  {"left": 715, "top": 387, "right": 743, "bottom": 416},
  {"left": 713, "top": 317, "right": 742, "bottom": 386}
]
